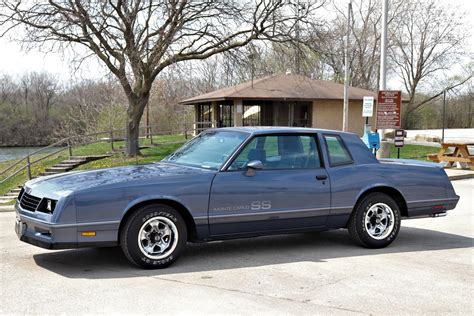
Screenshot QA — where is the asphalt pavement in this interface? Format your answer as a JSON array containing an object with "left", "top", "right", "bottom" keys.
[{"left": 0, "top": 179, "right": 472, "bottom": 315}]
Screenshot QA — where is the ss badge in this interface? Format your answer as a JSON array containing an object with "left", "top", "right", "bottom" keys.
[{"left": 251, "top": 201, "right": 271, "bottom": 210}]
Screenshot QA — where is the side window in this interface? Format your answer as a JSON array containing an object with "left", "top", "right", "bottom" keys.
[
  {"left": 228, "top": 137, "right": 257, "bottom": 170},
  {"left": 324, "top": 135, "right": 353, "bottom": 166},
  {"left": 228, "top": 134, "right": 321, "bottom": 170},
  {"left": 263, "top": 136, "right": 279, "bottom": 158}
]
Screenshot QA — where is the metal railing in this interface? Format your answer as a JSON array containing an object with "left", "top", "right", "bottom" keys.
[{"left": 0, "top": 121, "right": 215, "bottom": 185}]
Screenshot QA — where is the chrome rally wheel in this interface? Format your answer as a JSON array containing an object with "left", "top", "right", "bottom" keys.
[
  {"left": 138, "top": 216, "right": 179, "bottom": 260},
  {"left": 120, "top": 204, "right": 187, "bottom": 269},
  {"left": 348, "top": 192, "right": 401, "bottom": 248},
  {"left": 364, "top": 203, "right": 395, "bottom": 240}
]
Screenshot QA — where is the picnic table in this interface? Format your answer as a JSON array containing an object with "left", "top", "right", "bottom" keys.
[{"left": 427, "top": 141, "right": 474, "bottom": 170}]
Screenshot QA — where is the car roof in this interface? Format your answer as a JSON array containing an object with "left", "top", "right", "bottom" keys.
[{"left": 207, "top": 126, "right": 355, "bottom": 136}]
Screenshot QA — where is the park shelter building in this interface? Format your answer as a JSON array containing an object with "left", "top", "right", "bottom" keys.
[{"left": 180, "top": 74, "right": 378, "bottom": 136}]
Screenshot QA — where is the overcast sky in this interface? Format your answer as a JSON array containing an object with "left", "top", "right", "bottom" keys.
[{"left": 0, "top": 0, "right": 472, "bottom": 91}]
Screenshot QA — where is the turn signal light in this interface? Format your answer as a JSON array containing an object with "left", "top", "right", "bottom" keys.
[{"left": 80, "top": 232, "right": 96, "bottom": 236}]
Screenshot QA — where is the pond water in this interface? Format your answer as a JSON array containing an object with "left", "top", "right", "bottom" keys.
[{"left": 0, "top": 147, "right": 58, "bottom": 162}]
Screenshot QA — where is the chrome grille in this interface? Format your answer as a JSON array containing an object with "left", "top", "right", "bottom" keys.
[
  {"left": 20, "top": 192, "right": 41, "bottom": 212},
  {"left": 17, "top": 188, "right": 25, "bottom": 200}
]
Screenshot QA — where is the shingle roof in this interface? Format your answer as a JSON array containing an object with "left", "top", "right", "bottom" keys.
[{"left": 180, "top": 74, "right": 379, "bottom": 104}]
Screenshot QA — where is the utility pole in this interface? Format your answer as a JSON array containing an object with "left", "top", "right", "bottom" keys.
[
  {"left": 145, "top": 28, "right": 151, "bottom": 139},
  {"left": 377, "top": 0, "right": 390, "bottom": 158},
  {"left": 379, "top": 0, "right": 388, "bottom": 91},
  {"left": 342, "top": 0, "right": 352, "bottom": 132},
  {"left": 441, "top": 89, "right": 446, "bottom": 143},
  {"left": 295, "top": 0, "right": 301, "bottom": 75}
]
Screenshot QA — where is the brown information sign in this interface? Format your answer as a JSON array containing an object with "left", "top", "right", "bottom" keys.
[{"left": 376, "top": 90, "right": 401, "bottom": 129}]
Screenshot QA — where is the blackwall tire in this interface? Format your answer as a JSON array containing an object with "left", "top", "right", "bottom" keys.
[
  {"left": 120, "top": 204, "right": 187, "bottom": 269},
  {"left": 348, "top": 192, "right": 401, "bottom": 248}
]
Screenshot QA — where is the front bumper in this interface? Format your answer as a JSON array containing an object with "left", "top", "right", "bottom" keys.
[
  {"left": 15, "top": 210, "right": 82, "bottom": 249},
  {"left": 15, "top": 204, "right": 119, "bottom": 249}
]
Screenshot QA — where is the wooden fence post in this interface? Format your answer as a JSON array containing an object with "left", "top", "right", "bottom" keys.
[
  {"left": 68, "top": 139, "right": 72, "bottom": 157},
  {"left": 184, "top": 122, "right": 188, "bottom": 139},
  {"left": 149, "top": 126, "right": 154, "bottom": 145},
  {"left": 110, "top": 130, "right": 114, "bottom": 151}
]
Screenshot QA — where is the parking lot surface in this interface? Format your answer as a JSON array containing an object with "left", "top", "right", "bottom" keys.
[{"left": 1, "top": 179, "right": 473, "bottom": 315}]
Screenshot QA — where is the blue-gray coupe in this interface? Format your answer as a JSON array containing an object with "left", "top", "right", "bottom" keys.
[{"left": 15, "top": 127, "right": 459, "bottom": 268}]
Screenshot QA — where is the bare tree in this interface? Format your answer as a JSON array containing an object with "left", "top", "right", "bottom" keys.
[
  {"left": 308, "top": 0, "right": 403, "bottom": 90},
  {"left": 21, "top": 72, "right": 58, "bottom": 122},
  {"left": 0, "top": 74, "right": 16, "bottom": 105},
  {"left": 1, "top": 1, "right": 319, "bottom": 155},
  {"left": 0, "top": 71, "right": 60, "bottom": 145},
  {"left": 58, "top": 78, "right": 127, "bottom": 136},
  {"left": 389, "top": 0, "right": 467, "bottom": 128}
]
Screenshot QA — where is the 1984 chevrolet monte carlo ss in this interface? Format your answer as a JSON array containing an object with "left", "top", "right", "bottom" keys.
[{"left": 15, "top": 127, "right": 459, "bottom": 268}]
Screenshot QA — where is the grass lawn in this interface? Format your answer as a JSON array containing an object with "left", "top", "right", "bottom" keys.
[
  {"left": 75, "top": 143, "right": 183, "bottom": 171},
  {"left": 71, "top": 134, "right": 186, "bottom": 156},
  {"left": 388, "top": 143, "right": 439, "bottom": 160},
  {"left": 0, "top": 156, "right": 65, "bottom": 196}
]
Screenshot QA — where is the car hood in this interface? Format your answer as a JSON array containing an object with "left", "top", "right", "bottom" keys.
[{"left": 24, "top": 162, "right": 215, "bottom": 197}]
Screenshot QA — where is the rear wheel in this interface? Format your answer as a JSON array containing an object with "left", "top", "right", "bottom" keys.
[
  {"left": 348, "top": 193, "right": 401, "bottom": 248},
  {"left": 120, "top": 204, "right": 187, "bottom": 269}
]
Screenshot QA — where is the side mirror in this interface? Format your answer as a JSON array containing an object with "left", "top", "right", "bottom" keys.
[
  {"left": 245, "top": 160, "right": 263, "bottom": 176},
  {"left": 247, "top": 160, "right": 264, "bottom": 169}
]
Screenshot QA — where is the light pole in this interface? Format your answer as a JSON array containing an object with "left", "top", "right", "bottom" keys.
[
  {"left": 377, "top": 0, "right": 390, "bottom": 158},
  {"left": 145, "top": 28, "right": 151, "bottom": 140},
  {"left": 441, "top": 89, "right": 446, "bottom": 143},
  {"left": 342, "top": 0, "right": 352, "bottom": 132}
]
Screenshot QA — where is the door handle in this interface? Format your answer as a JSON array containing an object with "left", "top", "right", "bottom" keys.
[{"left": 316, "top": 175, "right": 328, "bottom": 181}]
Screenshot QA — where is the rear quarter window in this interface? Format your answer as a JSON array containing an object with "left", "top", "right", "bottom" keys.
[{"left": 324, "top": 135, "right": 353, "bottom": 166}]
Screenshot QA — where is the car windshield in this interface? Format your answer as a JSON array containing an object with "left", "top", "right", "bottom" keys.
[{"left": 163, "top": 130, "right": 249, "bottom": 170}]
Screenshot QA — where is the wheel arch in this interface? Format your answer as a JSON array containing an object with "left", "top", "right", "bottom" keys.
[
  {"left": 118, "top": 198, "right": 198, "bottom": 243},
  {"left": 354, "top": 186, "right": 408, "bottom": 218}
]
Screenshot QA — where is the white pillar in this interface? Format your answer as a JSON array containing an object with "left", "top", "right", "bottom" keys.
[
  {"left": 377, "top": 0, "right": 390, "bottom": 158},
  {"left": 342, "top": 1, "right": 352, "bottom": 132},
  {"left": 211, "top": 101, "right": 218, "bottom": 127},
  {"left": 234, "top": 99, "right": 243, "bottom": 126}
]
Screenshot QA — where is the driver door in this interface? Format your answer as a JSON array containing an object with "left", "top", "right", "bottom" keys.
[{"left": 208, "top": 133, "right": 331, "bottom": 236}]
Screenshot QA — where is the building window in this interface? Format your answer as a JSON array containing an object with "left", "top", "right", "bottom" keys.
[
  {"left": 219, "top": 104, "right": 233, "bottom": 127},
  {"left": 243, "top": 105, "right": 261, "bottom": 126},
  {"left": 196, "top": 104, "right": 212, "bottom": 132}
]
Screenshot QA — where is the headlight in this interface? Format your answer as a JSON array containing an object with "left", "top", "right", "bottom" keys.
[
  {"left": 46, "top": 199, "right": 53, "bottom": 212},
  {"left": 38, "top": 198, "right": 57, "bottom": 214}
]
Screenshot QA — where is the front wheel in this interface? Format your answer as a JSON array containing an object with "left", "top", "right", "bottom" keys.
[
  {"left": 120, "top": 204, "right": 187, "bottom": 269},
  {"left": 348, "top": 193, "right": 401, "bottom": 248}
]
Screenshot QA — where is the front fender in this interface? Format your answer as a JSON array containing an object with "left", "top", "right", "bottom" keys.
[{"left": 122, "top": 194, "right": 193, "bottom": 219}]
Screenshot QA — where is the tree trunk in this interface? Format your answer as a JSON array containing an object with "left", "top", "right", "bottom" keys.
[
  {"left": 126, "top": 95, "right": 149, "bottom": 156},
  {"left": 403, "top": 91, "right": 417, "bottom": 129}
]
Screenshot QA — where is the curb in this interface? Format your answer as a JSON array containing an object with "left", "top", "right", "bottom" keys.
[{"left": 448, "top": 174, "right": 474, "bottom": 181}]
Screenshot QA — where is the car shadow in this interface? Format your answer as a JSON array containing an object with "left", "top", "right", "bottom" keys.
[{"left": 33, "top": 226, "right": 473, "bottom": 279}]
